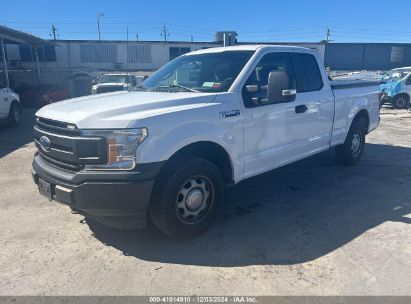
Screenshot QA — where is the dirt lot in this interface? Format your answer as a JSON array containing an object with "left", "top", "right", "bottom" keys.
[{"left": 0, "top": 107, "right": 410, "bottom": 295}]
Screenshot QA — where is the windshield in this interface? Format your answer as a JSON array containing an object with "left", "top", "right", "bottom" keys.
[
  {"left": 383, "top": 70, "right": 410, "bottom": 82},
  {"left": 143, "top": 51, "right": 254, "bottom": 92},
  {"left": 100, "top": 75, "right": 132, "bottom": 84}
]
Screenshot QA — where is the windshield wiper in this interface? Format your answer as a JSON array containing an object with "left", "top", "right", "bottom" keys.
[
  {"left": 133, "top": 84, "right": 149, "bottom": 91},
  {"left": 156, "top": 84, "right": 199, "bottom": 92}
]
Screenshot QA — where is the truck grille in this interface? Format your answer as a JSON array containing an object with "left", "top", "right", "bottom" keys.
[
  {"left": 96, "top": 86, "right": 124, "bottom": 94},
  {"left": 34, "top": 117, "right": 107, "bottom": 172},
  {"left": 38, "top": 151, "right": 84, "bottom": 172},
  {"left": 36, "top": 117, "right": 82, "bottom": 135}
]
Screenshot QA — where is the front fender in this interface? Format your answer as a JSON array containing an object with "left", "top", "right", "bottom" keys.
[{"left": 137, "top": 120, "right": 243, "bottom": 181}]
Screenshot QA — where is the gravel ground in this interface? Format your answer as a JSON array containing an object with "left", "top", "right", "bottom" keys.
[{"left": 0, "top": 107, "right": 410, "bottom": 296}]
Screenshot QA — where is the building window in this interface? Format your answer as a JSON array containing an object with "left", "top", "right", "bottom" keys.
[
  {"left": 41, "top": 46, "right": 57, "bottom": 62},
  {"left": 19, "top": 45, "right": 32, "bottom": 61},
  {"left": 19, "top": 45, "right": 56, "bottom": 62},
  {"left": 80, "top": 44, "right": 117, "bottom": 63},
  {"left": 128, "top": 45, "right": 152, "bottom": 63},
  {"left": 169, "top": 47, "right": 190, "bottom": 60},
  {"left": 390, "top": 46, "right": 404, "bottom": 63}
]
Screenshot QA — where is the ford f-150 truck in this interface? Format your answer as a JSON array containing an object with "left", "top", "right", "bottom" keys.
[{"left": 32, "top": 45, "right": 380, "bottom": 239}]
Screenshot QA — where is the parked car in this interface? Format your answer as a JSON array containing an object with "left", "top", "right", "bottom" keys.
[
  {"left": 91, "top": 74, "right": 142, "bottom": 94},
  {"left": 380, "top": 67, "right": 411, "bottom": 109},
  {"left": 16, "top": 84, "right": 70, "bottom": 108},
  {"left": 32, "top": 45, "right": 380, "bottom": 239},
  {"left": 0, "top": 87, "right": 21, "bottom": 126}
]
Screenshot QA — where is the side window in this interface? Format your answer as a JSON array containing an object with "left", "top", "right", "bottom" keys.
[
  {"left": 291, "top": 53, "right": 323, "bottom": 92},
  {"left": 242, "top": 52, "right": 296, "bottom": 107}
]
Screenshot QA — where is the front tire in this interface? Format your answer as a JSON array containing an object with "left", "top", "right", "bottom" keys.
[
  {"left": 8, "top": 102, "right": 22, "bottom": 126},
  {"left": 335, "top": 118, "right": 366, "bottom": 166},
  {"left": 149, "top": 156, "right": 224, "bottom": 239},
  {"left": 392, "top": 95, "right": 409, "bottom": 109}
]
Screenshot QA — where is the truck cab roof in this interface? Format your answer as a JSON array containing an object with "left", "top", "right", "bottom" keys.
[{"left": 188, "top": 44, "right": 316, "bottom": 55}]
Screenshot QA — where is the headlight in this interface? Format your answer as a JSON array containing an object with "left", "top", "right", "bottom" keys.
[
  {"left": 82, "top": 128, "right": 148, "bottom": 170},
  {"left": 91, "top": 87, "right": 97, "bottom": 94}
]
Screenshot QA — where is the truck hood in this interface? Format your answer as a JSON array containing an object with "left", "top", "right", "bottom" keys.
[{"left": 35, "top": 91, "right": 218, "bottom": 128}]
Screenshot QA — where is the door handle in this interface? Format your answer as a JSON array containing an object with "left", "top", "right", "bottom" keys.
[{"left": 295, "top": 104, "right": 307, "bottom": 114}]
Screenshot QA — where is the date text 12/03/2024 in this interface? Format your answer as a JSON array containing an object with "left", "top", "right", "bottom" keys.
[{"left": 149, "top": 296, "right": 257, "bottom": 303}]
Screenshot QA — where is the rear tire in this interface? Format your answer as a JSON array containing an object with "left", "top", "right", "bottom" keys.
[
  {"left": 392, "top": 95, "right": 409, "bottom": 109},
  {"left": 149, "top": 156, "right": 224, "bottom": 239},
  {"left": 8, "top": 102, "right": 22, "bottom": 126},
  {"left": 335, "top": 118, "right": 367, "bottom": 166}
]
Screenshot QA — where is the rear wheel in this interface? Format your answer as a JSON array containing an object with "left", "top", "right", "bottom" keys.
[
  {"left": 392, "top": 95, "right": 409, "bottom": 109},
  {"left": 149, "top": 156, "right": 224, "bottom": 239},
  {"left": 8, "top": 102, "right": 21, "bottom": 126},
  {"left": 335, "top": 118, "right": 367, "bottom": 166}
]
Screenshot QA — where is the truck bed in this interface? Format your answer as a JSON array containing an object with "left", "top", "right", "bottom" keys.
[{"left": 330, "top": 80, "right": 381, "bottom": 147}]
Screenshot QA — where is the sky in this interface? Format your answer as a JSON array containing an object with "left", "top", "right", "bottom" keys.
[{"left": 1, "top": 0, "right": 411, "bottom": 43}]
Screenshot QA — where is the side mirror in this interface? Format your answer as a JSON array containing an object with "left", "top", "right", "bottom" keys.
[
  {"left": 267, "top": 71, "right": 296, "bottom": 103},
  {"left": 92, "top": 79, "right": 97, "bottom": 85}
]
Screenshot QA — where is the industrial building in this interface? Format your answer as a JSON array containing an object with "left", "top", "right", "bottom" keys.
[
  {"left": 324, "top": 43, "right": 411, "bottom": 70},
  {"left": 2, "top": 25, "right": 411, "bottom": 97}
]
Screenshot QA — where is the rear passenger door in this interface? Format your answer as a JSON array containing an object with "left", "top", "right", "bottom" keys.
[
  {"left": 242, "top": 51, "right": 333, "bottom": 179},
  {"left": 287, "top": 52, "right": 334, "bottom": 156}
]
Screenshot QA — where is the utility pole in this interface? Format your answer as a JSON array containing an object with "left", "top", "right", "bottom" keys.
[
  {"left": 161, "top": 24, "right": 169, "bottom": 42},
  {"left": 136, "top": 34, "right": 139, "bottom": 42},
  {"left": 50, "top": 24, "right": 58, "bottom": 40},
  {"left": 126, "top": 27, "right": 129, "bottom": 71},
  {"left": 97, "top": 13, "right": 104, "bottom": 41},
  {"left": 190, "top": 35, "right": 193, "bottom": 42},
  {"left": 326, "top": 27, "right": 331, "bottom": 42}
]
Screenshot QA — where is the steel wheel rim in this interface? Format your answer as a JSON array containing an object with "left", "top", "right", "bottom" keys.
[
  {"left": 176, "top": 175, "right": 214, "bottom": 224},
  {"left": 351, "top": 131, "right": 362, "bottom": 157}
]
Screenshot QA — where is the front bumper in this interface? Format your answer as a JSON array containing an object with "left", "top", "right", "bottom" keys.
[
  {"left": 32, "top": 152, "right": 163, "bottom": 229},
  {"left": 381, "top": 95, "right": 391, "bottom": 103}
]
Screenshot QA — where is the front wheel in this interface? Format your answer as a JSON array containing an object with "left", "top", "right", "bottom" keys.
[
  {"left": 8, "top": 102, "right": 22, "bottom": 126},
  {"left": 392, "top": 95, "right": 409, "bottom": 109},
  {"left": 149, "top": 156, "right": 224, "bottom": 239},
  {"left": 335, "top": 119, "right": 366, "bottom": 166}
]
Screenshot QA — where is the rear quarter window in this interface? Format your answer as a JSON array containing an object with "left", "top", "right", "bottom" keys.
[{"left": 292, "top": 53, "right": 323, "bottom": 92}]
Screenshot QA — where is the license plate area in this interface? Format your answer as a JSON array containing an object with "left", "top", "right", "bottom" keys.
[{"left": 38, "top": 178, "right": 53, "bottom": 201}]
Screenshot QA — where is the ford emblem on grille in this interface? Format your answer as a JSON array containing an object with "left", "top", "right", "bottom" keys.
[{"left": 39, "top": 136, "right": 51, "bottom": 151}]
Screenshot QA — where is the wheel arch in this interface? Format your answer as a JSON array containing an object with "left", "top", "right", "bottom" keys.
[
  {"left": 10, "top": 99, "right": 22, "bottom": 109},
  {"left": 352, "top": 109, "right": 370, "bottom": 133},
  {"left": 394, "top": 92, "right": 410, "bottom": 101},
  {"left": 159, "top": 141, "right": 234, "bottom": 185}
]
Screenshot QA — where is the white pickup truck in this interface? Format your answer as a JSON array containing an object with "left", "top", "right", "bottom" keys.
[
  {"left": 91, "top": 73, "right": 142, "bottom": 94},
  {"left": 0, "top": 88, "right": 21, "bottom": 126},
  {"left": 32, "top": 45, "right": 380, "bottom": 239}
]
